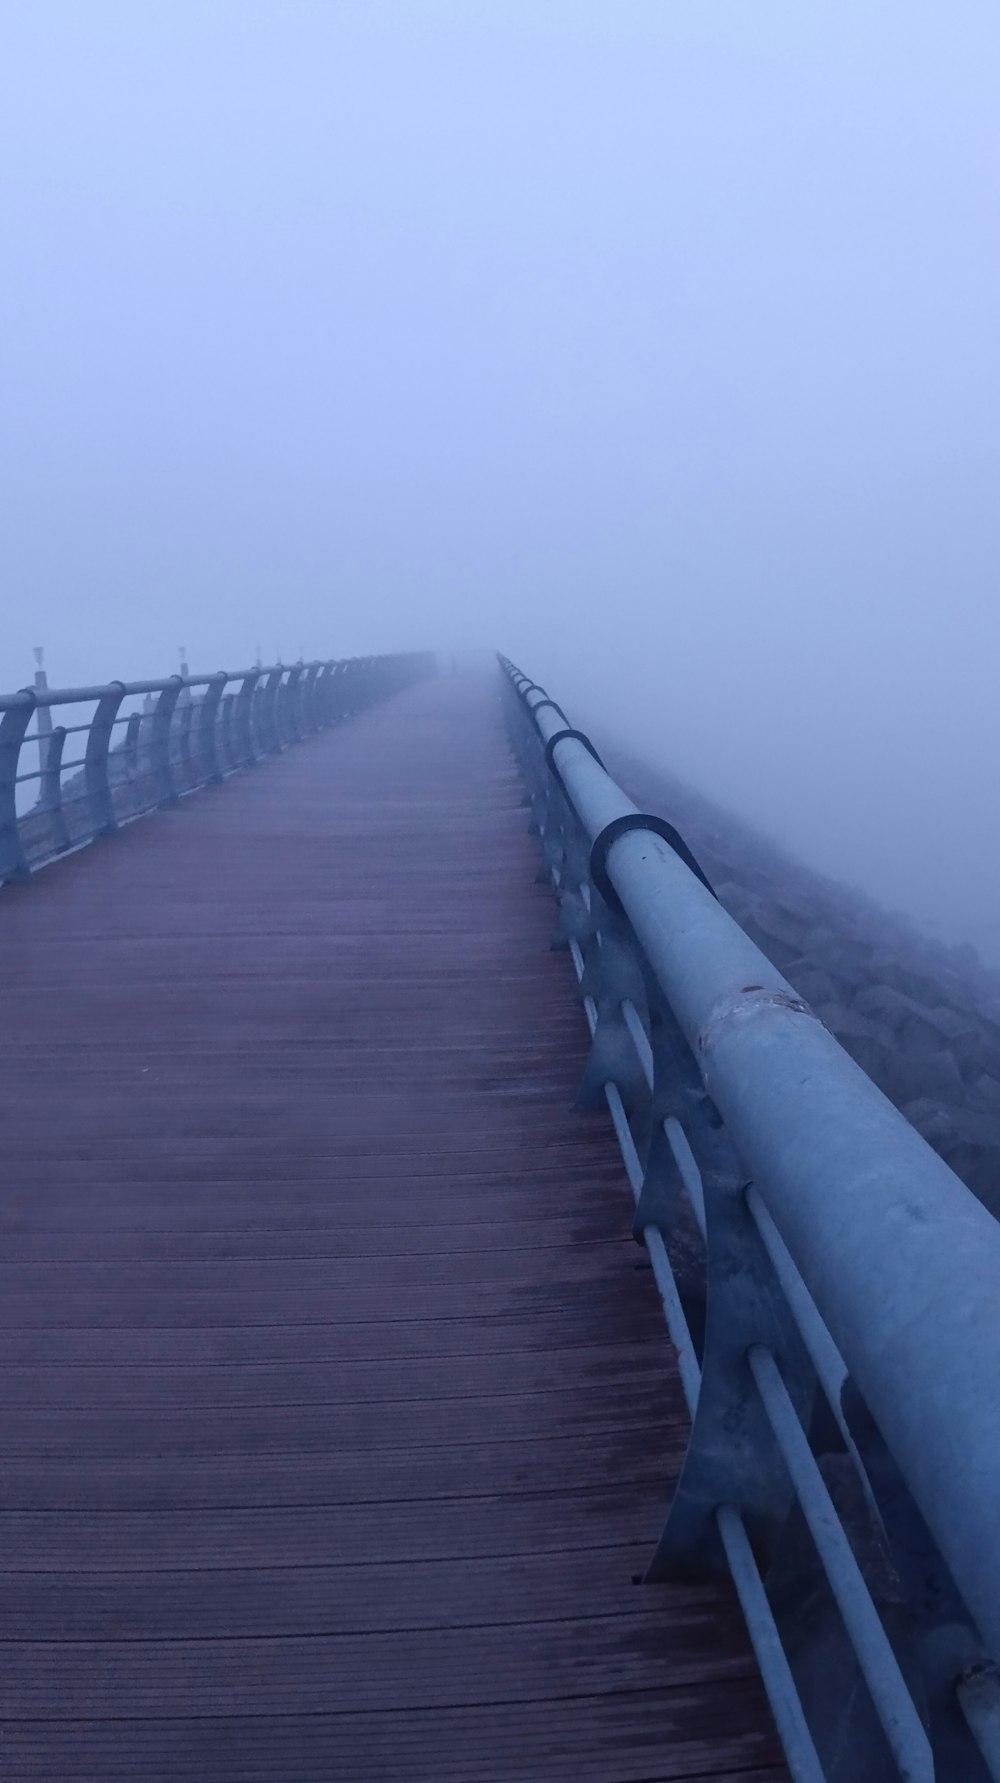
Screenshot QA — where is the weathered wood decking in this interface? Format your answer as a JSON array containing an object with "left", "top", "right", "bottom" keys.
[{"left": 0, "top": 674, "right": 784, "bottom": 1779}]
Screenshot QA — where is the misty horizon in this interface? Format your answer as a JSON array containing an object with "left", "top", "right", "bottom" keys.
[{"left": 3, "top": 4, "right": 998, "bottom": 959}]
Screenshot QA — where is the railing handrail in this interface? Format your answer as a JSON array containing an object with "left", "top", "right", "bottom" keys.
[
  {"left": 499, "top": 653, "right": 1000, "bottom": 1782},
  {"left": 1, "top": 651, "right": 433, "bottom": 884},
  {"left": 0, "top": 656, "right": 379, "bottom": 712}
]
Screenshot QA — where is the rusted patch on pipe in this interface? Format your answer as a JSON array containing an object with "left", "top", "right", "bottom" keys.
[{"left": 697, "top": 984, "right": 818, "bottom": 1055}]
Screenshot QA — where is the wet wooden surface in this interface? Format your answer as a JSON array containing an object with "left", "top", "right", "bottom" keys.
[{"left": 0, "top": 674, "right": 785, "bottom": 1779}]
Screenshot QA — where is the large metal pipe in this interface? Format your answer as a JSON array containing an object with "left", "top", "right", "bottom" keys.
[{"left": 516, "top": 667, "right": 1000, "bottom": 1664}]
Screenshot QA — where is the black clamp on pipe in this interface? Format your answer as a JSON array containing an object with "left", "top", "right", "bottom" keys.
[
  {"left": 543, "top": 727, "right": 605, "bottom": 778},
  {"left": 529, "top": 698, "right": 568, "bottom": 726},
  {"left": 590, "top": 813, "right": 716, "bottom": 910}
]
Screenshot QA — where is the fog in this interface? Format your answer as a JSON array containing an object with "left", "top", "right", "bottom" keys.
[{"left": 3, "top": 4, "right": 999, "bottom": 956}]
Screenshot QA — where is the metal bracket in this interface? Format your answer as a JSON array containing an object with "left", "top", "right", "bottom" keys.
[
  {"left": 529, "top": 698, "right": 569, "bottom": 727},
  {"left": 543, "top": 727, "right": 604, "bottom": 778},
  {"left": 590, "top": 812, "right": 716, "bottom": 910}
]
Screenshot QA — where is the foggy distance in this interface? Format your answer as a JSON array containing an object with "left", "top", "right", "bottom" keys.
[{"left": 3, "top": 2, "right": 998, "bottom": 955}]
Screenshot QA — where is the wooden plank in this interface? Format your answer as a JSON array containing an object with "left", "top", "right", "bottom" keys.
[
  {"left": 0, "top": 1716, "right": 785, "bottom": 1783},
  {"left": 0, "top": 1340, "right": 667, "bottom": 1410},
  {"left": 0, "top": 1621, "right": 760, "bottom": 1716},
  {"left": 0, "top": 1547, "right": 724, "bottom": 1638},
  {"left": 0, "top": 1424, "right": 685, "bottom": 1511},
  {"left": 0, "top": 1488, "right": 659, "bottom": 1570},
  {"left": 0, "top": 1307, "right": 664, "bottom": 1366}
]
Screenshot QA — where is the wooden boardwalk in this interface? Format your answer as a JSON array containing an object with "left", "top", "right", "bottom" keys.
[{"left": 0, "top": 674, "right": 784, "bottom": 1780}]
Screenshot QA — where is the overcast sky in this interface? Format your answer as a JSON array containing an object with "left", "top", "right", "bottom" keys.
[{"left": 2, "top": 3, "right": 999, "bottom": 954}]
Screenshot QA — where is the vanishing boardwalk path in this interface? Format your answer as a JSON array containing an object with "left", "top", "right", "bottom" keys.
[{"left": 0, "top": 674, "right": 783, "bottom": 1780}]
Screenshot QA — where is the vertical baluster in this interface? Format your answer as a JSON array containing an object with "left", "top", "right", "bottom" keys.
[
  {"left": 175, "top": 695, "right": 194, "bottom": 787},
  {"left": 260, "top": 668, "right": 283, "bottom": 753},
  {"left": 232, "top": 670, "right": 260, "bottom": 767},
  {"left": 196, "top": 672, "right": 228, "bottom": 786},
  {"left": 84, "top": 684, "right": 126, "bottom": 836},
  {"left": 38, "top": 723, "right": 70, "bottom": 852},
  {"left": 0, "top": 693, "right": 36, "bottom": 882},
  {"left": 149, "top": 677, "right": 184, "bottom": 807},
  {"left": 316, "top": 663, "right": 336, "bottom": 726},
  {"left": 283, "top": 665, "right": 304, "bottom": 743},
  {"left": 301, "top": 664, "right": 321, "bottom": 734},
  {"left": 123, "top": 712, "right": 142, "bottom": 812},
  {"left": 218, "top": 692, "right": 233, "bottom": 772}
]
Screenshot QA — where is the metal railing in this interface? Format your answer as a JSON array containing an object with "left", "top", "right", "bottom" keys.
[
  {"left": 1, "top": 653, "right": 433, "bottom": 884},
  {"left": 500, "top": 655, "right": 1000, "bottom": 1783}
]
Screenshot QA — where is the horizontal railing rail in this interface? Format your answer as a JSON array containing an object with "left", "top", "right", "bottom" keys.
[
  {"left": 1, "top": 652, "right": 433, "bottom": 884},
  {"left": 499, "top": 654, "right": 1000, "bottom": 1783}
]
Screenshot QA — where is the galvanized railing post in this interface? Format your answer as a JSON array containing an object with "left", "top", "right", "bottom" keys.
[
  {"left": 0, "top": 693, "right": 36, "bottom": 882},
  {"left": 301, "top": 663, "right": 321, "bottom": 734},
  {"left": 283, "top": 665, "right": 304, "bottom": 744},
  {"left": 311, "top": 665, "right": 328, "bottom": 728},
  {"left": 322, "top": 662, "right": 343, "bottom": 723},
  {"left": 260, "top": 668, "right": 284, "bottom": 753},
  {"left": 38, "top": 723, "right": 70, "bottom": 852},
  {"left": 84, "top": 683, "right": 126, "bottom": 834},
  {"left": 218, "top": 692, "right": 234, "bottom": 772},
  {"left": 149, "top": 676, "right": 184, "bottom": 806},
  {"left": 122, "top": 712, "right": 142, "bottom": 812},
  {"left": 174, "top": 693, "right": 194, "bottom": 788},
  {"left": 232, "top": 669, "right": 260, "bottom": 767},
  {"left": 275, "top": 672, "right": 290, "bottom": 746},
  {"left": 196, "top": 672, "right": 228, "bottom": 785}
]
